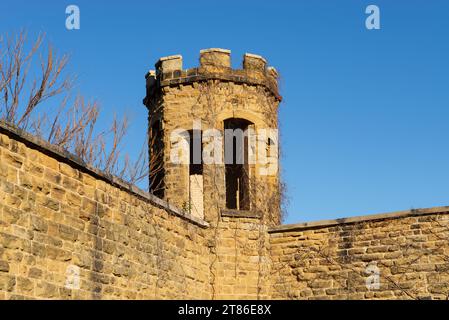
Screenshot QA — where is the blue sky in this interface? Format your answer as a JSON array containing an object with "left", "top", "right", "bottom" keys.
[{"left": 1, "top": 1, "right": 448, "bottom": 224}]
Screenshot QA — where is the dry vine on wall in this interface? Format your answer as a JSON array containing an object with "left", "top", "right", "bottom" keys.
[{"left": 195, "top": 79, "right": 286, "bottom": 299}]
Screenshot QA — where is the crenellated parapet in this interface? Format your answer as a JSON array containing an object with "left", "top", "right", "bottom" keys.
[{"left": 144, "top": 48, "right": 281, "bottom": 104}]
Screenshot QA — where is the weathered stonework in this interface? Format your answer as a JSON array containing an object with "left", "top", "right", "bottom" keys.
[
  {"left": 0, "top": 123, "right": 210, "bottom": 300},
  {"left": 1, "top": 49, "right": 448, "bottom": 300},
  {"left": 269, "top": 207, "right": 449, "bottom": 300},
  {"left": 144, "top": 48, "right": 281, "bottom": 226},
  {"left": 143, "top": 49, "right": 282, "bottom": 299}
]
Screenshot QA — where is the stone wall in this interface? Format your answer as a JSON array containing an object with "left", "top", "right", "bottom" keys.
[
  {"left": 0, "top": 123, "right": 211, "bottom": 300},
  {"left": 1, "top": 121, "right": 449, "bottom": 300},
  {"left": 211, "top": 214, "right": 271, "bottom": 299},
  {"left": 269, "top": 207, "right": 449, "bottom": 300},
  {"left": 0, "top": 122, "right": 273, "bottom": 300}
]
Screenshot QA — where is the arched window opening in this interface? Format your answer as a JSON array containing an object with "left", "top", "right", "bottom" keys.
[{"left": 224, "top": 118, "right": 252, "bottom": 210}]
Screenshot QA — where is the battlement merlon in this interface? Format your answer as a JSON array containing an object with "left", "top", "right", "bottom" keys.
[{"left": 143, "top": 48, "right": 281, "bottom": 105}]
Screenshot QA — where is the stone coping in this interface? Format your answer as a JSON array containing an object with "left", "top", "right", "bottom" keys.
[
  {"left": 269, "top": 206, "right": 449, "bottom": 233},
  {"left": 0, "top": 121, "right": 209, "bottom": 228},
  {"left": 200, "top": 48, "right": 231, "bottom": 54},
  {"left": 221, "top": 209, "right": 261, "bottom": 219},
  {"left": 244, "top": 53, "right": 267, "bottom": 63},
  {"left": 158, "top": 54, "right": 182, "bottom": 62}
]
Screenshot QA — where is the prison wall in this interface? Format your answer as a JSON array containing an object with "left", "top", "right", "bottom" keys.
[
  {"left": 0, "top": 122, "right": 211, "bottom": 300},
  {"left": 269, "top": 207, "right": 449, "bottom": 300},
  {"left": 210, "top": 213, "right": 271, "bottom": 299},
  {"left": 1, "top": 121, "right": 449, "bottom": 300}
]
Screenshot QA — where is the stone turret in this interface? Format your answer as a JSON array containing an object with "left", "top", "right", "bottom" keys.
[{"left": 143, "top": 48, "right": 282, "bottom": 225}]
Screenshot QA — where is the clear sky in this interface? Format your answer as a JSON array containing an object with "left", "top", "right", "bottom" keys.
[{"left": 1, "top": 1, "right": 448, "bottom": 224}]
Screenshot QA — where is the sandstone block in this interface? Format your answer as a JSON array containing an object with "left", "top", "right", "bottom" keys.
[{"left": 0, "top": 260, "right": 10, "bottom": 272}]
